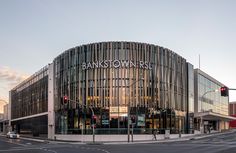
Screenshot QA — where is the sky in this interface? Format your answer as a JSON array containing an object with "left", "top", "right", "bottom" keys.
[{"left": 0, "top": 0, "right": 236, "bottom": 102}]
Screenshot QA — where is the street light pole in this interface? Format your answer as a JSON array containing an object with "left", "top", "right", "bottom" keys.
[{"left": 127, "top": 78, "right": 144, "bottom": 143}]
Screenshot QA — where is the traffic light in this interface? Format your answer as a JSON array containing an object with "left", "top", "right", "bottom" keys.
[
  {"left": 131, "top": 116, "right": 136, "bottom": 124},
  {"left": 220, "top": 86, "right": 229, "bottom": 97},
  {"left": 63, "top": 96, "right": 69, "bottom": 104},
  {"left": 91, "top": 115, "right": 96, "bottom": 125}
]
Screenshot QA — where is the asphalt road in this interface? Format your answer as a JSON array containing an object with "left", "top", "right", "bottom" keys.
[{"left": 1, "top": 131, "right": 236, "bottom": 153}]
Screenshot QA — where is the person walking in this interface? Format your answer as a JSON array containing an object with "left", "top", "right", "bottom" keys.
[{"left": 152, "top": 129, "right": 157, "bottom": 140}]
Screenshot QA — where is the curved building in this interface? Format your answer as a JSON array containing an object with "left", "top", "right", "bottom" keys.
[{"left": 53, "top": 41, "right": 191, "bottom": 135}]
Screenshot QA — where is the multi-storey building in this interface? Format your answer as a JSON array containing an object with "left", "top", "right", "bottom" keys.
[
  {"left": 10, "top": 66, "right": 49, "bottom": 137},
  {"left": 0, "top": 99, "right": 7, "bottom": 133},
  {"left": 194, "top": 69, "right": 234, "bottom": 133},
  {"left": 53, "top": 41, "right": 193, "bottom": 136},
  {"left": 10, "top": 42, "right": 194, "bottom": 140},
  {"left": 9, "top": 41, "right": 233, "bottom": 141}
]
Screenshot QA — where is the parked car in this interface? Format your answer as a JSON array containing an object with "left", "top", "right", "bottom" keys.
[{"left": 6, "top": 131, "right": 20, "bottom": 139}]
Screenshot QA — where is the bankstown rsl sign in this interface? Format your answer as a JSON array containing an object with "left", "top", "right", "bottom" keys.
[{"left": 82, "top": 60, "right": 152, "bottom": 70}]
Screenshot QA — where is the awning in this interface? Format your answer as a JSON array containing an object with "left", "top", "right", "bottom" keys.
[{"left": 194, "top": 111, "right": 236, "bottom": 121}]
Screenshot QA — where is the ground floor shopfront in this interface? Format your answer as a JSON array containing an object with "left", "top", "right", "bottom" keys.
[
  {"left": 9, "top": 107, "right": 191, "bottom": 140},
  {"left": 194, "top": 111, "right": 235, "bottom": 134},
  {"left": 53, "top": 107, "right": 193, "bottom": 142},
  {"left": 54, "top": 106, "right": 191, "bottom": 136},
  {"left": 11, "top": 109, "right": 236, "bottom": 141},
  {"left": 11, "top": 114, "right": 48, "bottom": 137},
  {"left": 10, "top": 109, "right": 235, "bottom": 141}
]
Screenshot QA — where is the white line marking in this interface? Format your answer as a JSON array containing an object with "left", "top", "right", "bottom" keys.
[
  {"left": 41, "top": 148, "right": 58, "bottom": 153},
  {"left": 0, "top": 138, "right": 27, "bottom": 147},
  {"left": 0, "top": 146, "right": 61, "bottom": 153},
  {"left": 0, "top": 148, "right": 40, "bottom": 152},
  {"left": 47, "top": 149, "right": 58, "bottom": 153},
  {"left": 97, "top": 148, "right": 111, "bottom": 153},
  {"left": 79, "top": 146, "right": 110, "bottom": 153}
]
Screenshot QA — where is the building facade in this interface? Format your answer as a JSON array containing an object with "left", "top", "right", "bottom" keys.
[
  {"left": 10, "top": 42, "right": 234, "bottom": 140},
  {"left": 0, "top": 99, "right": 7, "bottom": 114},
  {"left": 10, "top": 66, "right": 49, "bottom": 137},
  {"left": 10, "top": 42, "right": 194, "bottom": 139},
  {"left": 186, "top": 63, "right": 194, "bottom": 133},
  {"left": 53, "top": 42, "right": 191, "bottom": 135},
  {"left": 0, "top": 99, "right": 8, "bottom": 133},
  {"left": 0, "top": 104, "right": 10, "bottom": 134},
  {"left": 194, "top": 69, "right": 233, "bottom": 133}
]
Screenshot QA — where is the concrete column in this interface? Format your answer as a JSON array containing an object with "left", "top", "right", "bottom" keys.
[
  {"left": 8, "top": 92, "right": 12, "bottom": 131},
  {"left": 48, "top": 63, "right": 55, "bottom": 139}
]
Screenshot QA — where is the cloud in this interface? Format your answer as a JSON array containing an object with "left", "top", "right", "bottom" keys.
[
  {"left": 0, "top": 66, "right": 29, "bottom": 101},
  {"left": 0, "top": 66, "right": 29, "bottom": 82}
]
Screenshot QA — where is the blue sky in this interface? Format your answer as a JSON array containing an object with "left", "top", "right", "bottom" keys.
[{"left": 0, "top": 0, "right": 236, "bottom": 102}]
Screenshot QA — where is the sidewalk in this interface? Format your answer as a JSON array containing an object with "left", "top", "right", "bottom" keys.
[
  {"left": 102, "top": 132, "right": 226, "bottom": 145},
  {"left": 4, "top": 130, "right": 235, "bottom": 145}
]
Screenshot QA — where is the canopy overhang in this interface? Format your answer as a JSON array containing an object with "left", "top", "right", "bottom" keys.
[{"left": 194, "top": 111, "right": 236, "bottom": 122}]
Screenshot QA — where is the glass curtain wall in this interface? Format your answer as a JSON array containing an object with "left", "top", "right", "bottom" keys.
[
  {"left": 197, "top": 73, "right": 228, "bottom": 115},
  {"left": 54, "top": 42, "right": 188, "bottom": 134},
  {"left": 11, "top": 66, "right": 49, "bottom": 119},
  {"left": 186, "top": 63, "right": 194, "bottom": 133},
  {"left": 10, "top": 66, "right": 49, "bottom": 136}
]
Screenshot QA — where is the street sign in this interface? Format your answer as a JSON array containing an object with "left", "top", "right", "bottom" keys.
[{"left": 102, "top": 120, "right": 109, "bottom": 125}]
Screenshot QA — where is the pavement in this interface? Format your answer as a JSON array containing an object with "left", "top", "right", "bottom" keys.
[
  {"left": 105, "top": 131, "right": 231, "bottom": 144},
  {"left": 101, "top": 131, "right": 233, "bottom": 145},
  {"left": 5, "top": 130, "right": 233, "bottom": 145}
]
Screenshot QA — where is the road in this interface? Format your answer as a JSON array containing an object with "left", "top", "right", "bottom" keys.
[{"left": 1, "top": 131, "right": 236, "bottom": 153}]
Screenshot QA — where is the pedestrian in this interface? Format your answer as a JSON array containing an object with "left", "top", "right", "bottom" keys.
[
  {"left": 152, "top": 129, "right": 157, "bottom": 140},
  {"left": 208, "top": 126, "right": 211, "bottom": 133}
]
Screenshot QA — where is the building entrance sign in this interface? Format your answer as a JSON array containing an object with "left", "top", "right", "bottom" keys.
[{"left": 82, "top": 60, "right": 152, "bottom": 70}]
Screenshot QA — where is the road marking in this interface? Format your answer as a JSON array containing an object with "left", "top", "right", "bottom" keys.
[
  {"left": 0, "top": 138, "right": 27, "bottom": 147},
  {"left": 47, "top": 149, "right": 58, "bottom": 153},
  {"left": 79, "top": 146, "right": 110, "bottom": 153},
  {"left": 96, "top": 148, "right": 110, "bottom": 153},
  {"left": 0, "top": 148, "right": 40, "bottom": 152},
  {"left": 0, "top": 146, "right": 63, "bottom": 153},
  {"left": 41, "top": 148, "right": 58, "bottom": 153}
]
